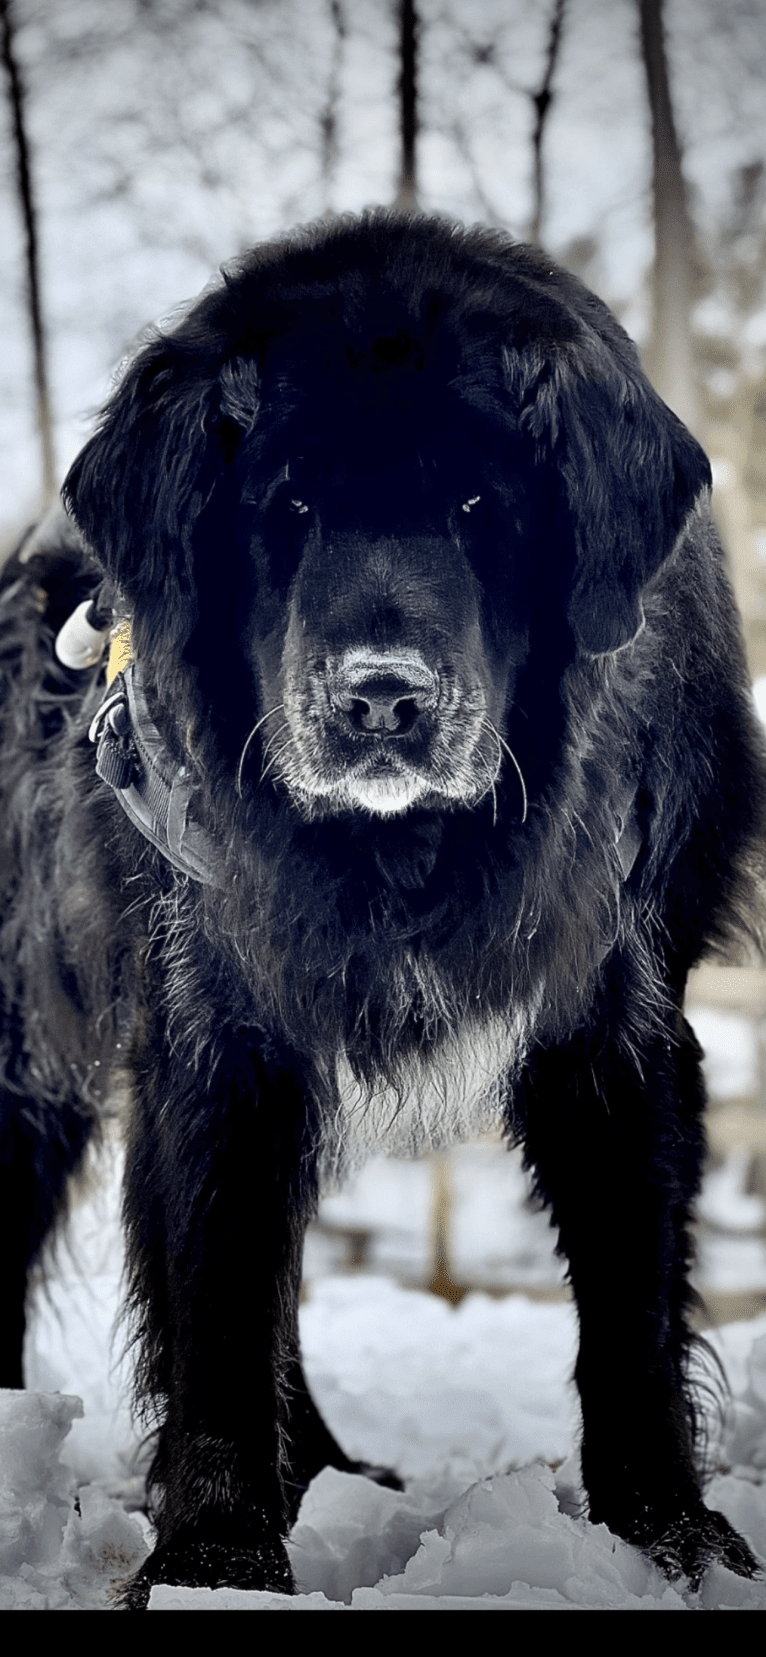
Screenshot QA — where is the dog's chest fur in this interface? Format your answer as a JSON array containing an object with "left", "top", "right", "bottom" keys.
[{"left": 318, "top": 1004, "right": 533, "bottom": 1185}]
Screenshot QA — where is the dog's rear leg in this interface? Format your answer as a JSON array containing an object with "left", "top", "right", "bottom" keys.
[
  {"left": 0, "top": 1083, "right": 95, "bottom": 1388},
  {"left": 517, "top": 995, "right": 761, "bottom": 1586},
  {"left": 116, "top": 1036, "right": 319, "bottom": 1608},
  {"left": 282, "top": 1353, "right": 402, "bottom": 1525}
]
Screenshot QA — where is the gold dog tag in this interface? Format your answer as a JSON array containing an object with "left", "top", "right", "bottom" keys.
[{"left": 107, "top": 620, "right": 134, "bottom": 685}]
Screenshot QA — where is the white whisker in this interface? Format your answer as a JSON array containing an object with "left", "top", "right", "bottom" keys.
[
  {"left": 236, "top": 706, "right": 283, "bottom": 798},
  {"left": 260, "top": 738, "right": 293, "bottom": 785},
  {"left": 485, "top": 719, "right": 528, "bottom": 823},
  {"left": 261, "top": 724, "right": 288, "bottom": 763},
  {"left": 474, "top": 746, "right": 498, "bottom": 826}
]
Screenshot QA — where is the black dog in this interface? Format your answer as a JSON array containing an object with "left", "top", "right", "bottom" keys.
[{"left": 1, "top": 213, "right": 764, "bottom": 1605}]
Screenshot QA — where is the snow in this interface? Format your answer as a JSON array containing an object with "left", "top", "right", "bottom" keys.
[
  {"left": 3, "top": 1283, "right": 766, "bottom": 1610},
  {"left": 753, "top": 677, "right": 766, "bottom": 728},
  {"left": 2, "top": 1102, "right": 765, "bottom": 1612}
]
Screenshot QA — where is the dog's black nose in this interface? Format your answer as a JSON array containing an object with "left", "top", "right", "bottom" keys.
[
  {"left": 339, "top": 684, "right": 420, "bottom": 734},
  {"left": 332, "top": 656, "right": 438, "bottom": 736}
]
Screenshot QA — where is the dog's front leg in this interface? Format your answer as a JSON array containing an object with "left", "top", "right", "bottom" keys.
[
  {"left": 516, "top": 990, "right": 760, "bottom": 1587},
  {"left": 116, "top": 1033, "right": 317, "bottom": 1608}
]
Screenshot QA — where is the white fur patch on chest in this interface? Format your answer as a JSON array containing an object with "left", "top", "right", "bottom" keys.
[{"left": 318, "top": 1007, "right": 532, "bottom": 1187}]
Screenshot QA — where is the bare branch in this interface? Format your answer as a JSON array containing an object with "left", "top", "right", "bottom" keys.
[
  {"left": 449, "top": 115, "right": 508, "bottom": 226},
  {"left": 0, "top": 0, "right": 56, "bottom": 504}
]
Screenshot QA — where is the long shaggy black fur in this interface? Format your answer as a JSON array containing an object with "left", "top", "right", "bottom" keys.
[{"left": 1, "top": 212, "right": 765, "bottom": 1604}]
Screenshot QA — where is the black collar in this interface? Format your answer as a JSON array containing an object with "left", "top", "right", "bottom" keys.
[{"left": 89, "top": 663, "right": 223, "bottom": 886}]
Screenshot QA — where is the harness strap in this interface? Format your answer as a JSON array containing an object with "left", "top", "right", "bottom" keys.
[{"left": 90, "top": 662, "right": 224, "bottom": 887}]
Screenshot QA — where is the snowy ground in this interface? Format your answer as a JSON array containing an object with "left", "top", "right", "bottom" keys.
[
  {"left": 6, "top": 1294, "right": 766, "bottom": 1612},
  {"left": 2, "top": 1001, "right": 766, "bottom": 1612}
]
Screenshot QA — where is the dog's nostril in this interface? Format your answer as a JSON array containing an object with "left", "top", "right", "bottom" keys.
[
  {"left": 344, "top": 694, "right": 420, "bottom": 734},
  {"left": 334, "top": 666, "right": 437, "bottom": 736}
]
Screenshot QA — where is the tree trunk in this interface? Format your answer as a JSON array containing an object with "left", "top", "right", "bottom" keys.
[
  {"left": 393, "top": 0, "right": 420, "bottom": 212},
  {"left": 530, "top": 0, "right": 567, "bottom": 246},
  {"left": 0, "top": 0, "right": 56, "bottom": 504},
  {"left": 638, "top": 0, "right": 699, "bottom": 434}
]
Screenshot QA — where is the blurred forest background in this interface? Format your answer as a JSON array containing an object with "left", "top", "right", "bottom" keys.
[
  {"left": 2, "top": 0, "right": 766, "bottom": 669},
  {"left": 2, "top": 0, "right": 766, "bottom": 1305}
]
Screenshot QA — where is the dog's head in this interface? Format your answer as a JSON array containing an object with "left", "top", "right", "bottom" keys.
[{"left": 64, "top": 214, "right": 710, "bottom": 822}]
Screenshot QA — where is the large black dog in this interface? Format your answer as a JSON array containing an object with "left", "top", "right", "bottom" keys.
[{"left": 1, "top": 213, "right": 764, "bottom": 1604}]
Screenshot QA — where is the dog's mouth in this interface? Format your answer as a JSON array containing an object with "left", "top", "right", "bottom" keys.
[{"left": 267, "top": 648, "right": 501, "bottom": 819}]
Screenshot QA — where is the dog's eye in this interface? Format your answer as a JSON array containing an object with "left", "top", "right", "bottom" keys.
[
  {"left": 461, "top": 495, "right": 481, "bottom": 513},
  {"left": 290, "top": 499, "right": 310, "bottom": 515}
]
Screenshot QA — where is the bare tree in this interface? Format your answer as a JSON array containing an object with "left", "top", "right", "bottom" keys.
[
  {"left": 320, "top": 0, "right": 346, "bottom": 214},
  {"left": 638, "top": 0, "right": 699, "bottom": 432},
  {"left": 530, "top": 0, "right": 567, "bottom": 245},
  {"left": 393, "top": 0, "right": 421, "bottom": 211},
  {"left": 0, "top": 0, "right": 56, "bottom": 504}
]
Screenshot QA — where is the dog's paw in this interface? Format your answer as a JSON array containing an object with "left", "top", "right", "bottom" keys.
[
  {"left": 646, "top": 1506, "right": 762, "bottom": 1589},
  {"left": 112, "top": 1535, "right": 295, "bottom": 1609}
]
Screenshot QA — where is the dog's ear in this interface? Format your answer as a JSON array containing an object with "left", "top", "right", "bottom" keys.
[
  {"left": 507, "top": 338, "right": 712, "bottom": 654},
  {"left": 63, "top": 342, "right": 257, "bottom": 650}
]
